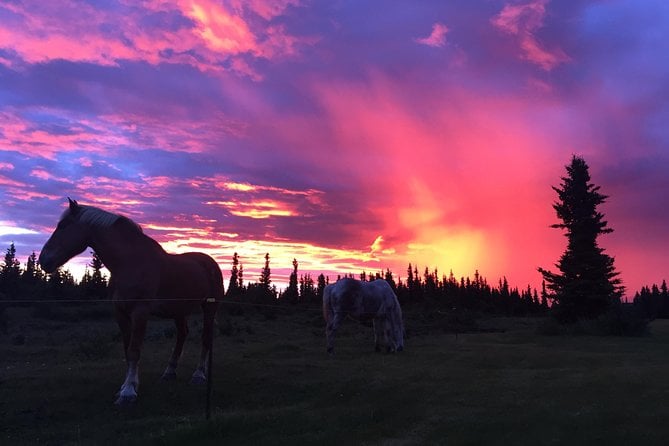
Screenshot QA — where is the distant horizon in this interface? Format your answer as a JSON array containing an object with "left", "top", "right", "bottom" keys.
[
  {"left": 2, "top": 232, "right": 660, "bottom": 302},
  {"left": 1, "top": 1, "right": 667, "bottom": 297}
]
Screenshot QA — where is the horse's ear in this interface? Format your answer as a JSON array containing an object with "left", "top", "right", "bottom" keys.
[{"left": 67, "top": 197, "right": 79, "bottom": 213}]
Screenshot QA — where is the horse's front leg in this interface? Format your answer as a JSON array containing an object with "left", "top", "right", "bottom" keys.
[
  {"left": 161, "top": 317, "right": 188, "bottom": 381},
  {"left": 191, "top": 301, "right": 218, "bottom": 384},
  {"left": 114, "top": 305, "right": 131, "bottom": 358},
  {"left": 115, "top": 310, "right": 148, "bottom": 405}
]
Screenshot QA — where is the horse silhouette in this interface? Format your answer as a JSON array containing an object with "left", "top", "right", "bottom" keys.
[{"left": 39, "top": 199, "right": 223, "bottom": 405}]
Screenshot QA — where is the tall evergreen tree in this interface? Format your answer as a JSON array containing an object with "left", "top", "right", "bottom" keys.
[
  {"left": 20, "top": 251, "right": 46, "bottom": 299},
  {"left": 0, "top": 242, "right": 21, "bottom": 295},
  {"left": 384, "top": 268, "right": 397, "bottom": 291},
  {"left": 539, "top": 155, "right": 623, "bottom": 322},
  {"left": 660, "top": 280, "right": 669, "bottom": 318},
  {"left": 259, "top": 253, "right": 271, "bottom": 291},
  {"left": 22, "top": 251, "right": 42, "bottom": 282},
  {"left": 237, "top": 263, "right": 244, "bottom": 291},
  {"left": 299, "top": 273, "right": 316, "bottom": 303},
  {"left": 227, "top": 252, "right": 240, "bottom": 296},
  {"left": 283, "top": 258, "right": 299, "bottom": 303},
  {"left": 316, "top": 273, "right": 327, "bottom": 300},
  {"left": 86, "top": 251, "right": 107, "bottom": 298}
]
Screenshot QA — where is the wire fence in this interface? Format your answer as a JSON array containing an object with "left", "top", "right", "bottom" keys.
[{"left": 0, "top": 295, "right": 473, "bottom": 334}]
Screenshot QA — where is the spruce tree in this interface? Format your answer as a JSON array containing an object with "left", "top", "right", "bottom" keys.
[
  {"left": 316, "top": 273, "right": 327, "bottom": 300},
  {"left": 227, "top": 252, "right": 240, "bottom": 297},
  {"left": 259, "top": 253, "right": 272, "bottom": 296},
  {"left": 283, "top": 258, "right": 299, "bottom": 303},
  {"left": 0, "top": 242, "right": 21, "bottom": 295},
  {"left": 299, "top": 273, "right": 315, "bottom": 303},
  {"left": 237, "top": 263, "right": 244, "bottom": 291},
  {"left": 23, "top": 251, "right": 38, "bottom": 282},
  {"left": 384, "top": 268, "right": 397, "bottom": 290},
  {"left": 87, "top": 251, "right": 107, "bottom": 298},
  {"left": 539, "top": 155, "right": 623, "bottom": 322}
]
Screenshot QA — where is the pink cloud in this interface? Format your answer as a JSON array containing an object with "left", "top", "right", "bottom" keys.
[
  {"left": 0, "top": 173, "right": 60, "bottom": 203},
  {"left": 77, "top": 157, "right": 93, "bottom": 168},
  {"left": 415, "top": 23, "right": 449, "bottom": 48},
  {"left": 186, "top": 0, "right": 259, "bottom": 55},
  {"left": 29, "top": 169, "right": 73, "bottom": 183},
  {"left": 230, "top": 0, "right": 302, "bottom": 21},
  {"left": 0, "top": 1, "right": 312, "bottom": 79},
  {"left": 491, "top": 0, "right": 569, "bottom": 70},
  {"left": 0, "top": 109, "right": 132, "bottom": 159},
  {"left": 0, "top": 175, "right": 25, "bottom": 188}
]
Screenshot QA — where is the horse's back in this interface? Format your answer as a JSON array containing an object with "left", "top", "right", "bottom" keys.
[
  {"left": 326, "top": 278, "right": 400, "bottom": 318},
  {"left": 170, "top": 252, "right": 224, "bottom": 299},
  {"left": 364, "top": 280, "right": 398, "bottom": 304},
  {"left": 323, "top": 278, "right": 358, "bottom": 320},
  {"left": 361, "top": 279, "right": 399, "bottom": 313}
]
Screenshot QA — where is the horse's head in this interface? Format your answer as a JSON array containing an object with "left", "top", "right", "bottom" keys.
[{"left": 39, "top": 198, "right": 90, "bottom": 273}]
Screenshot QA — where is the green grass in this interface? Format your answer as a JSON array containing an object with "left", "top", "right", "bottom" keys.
[{"left": 2, "top": 306, "right": 669, "bottom": 445}]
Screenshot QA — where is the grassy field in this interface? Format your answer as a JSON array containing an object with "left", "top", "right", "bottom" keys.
[{"left": 2, "top": 304, "right": 669, "bottom": 445}]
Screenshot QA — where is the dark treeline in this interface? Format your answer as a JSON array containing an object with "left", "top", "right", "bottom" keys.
[
  {"left": 2, "top": 243, "right": 667, "bottom": 322},
  {"left": 0, "top": 242, "right": 107, "bottom": 301},
  {"left": 633, "top": 281, "right": 669, "bottom": 320},
  {"left": 192, "top": 252, "right": 550, "bottom": 317}
]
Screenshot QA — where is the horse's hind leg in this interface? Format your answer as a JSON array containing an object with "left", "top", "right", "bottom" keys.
[
  {"left": 373, "top": 318, "right": 384, "bottom": 352},
  {"left": 326, "top": 312, "right": 344, "bottom": 354},
  {"left": 384, "top": 318, "right": 396, "bottom": 353},
  {"left": 191, "top": 301, "right": 218, "bottom": 384},
  {"left": 161, "top": 317, "right": 188, "bottom": 381}
]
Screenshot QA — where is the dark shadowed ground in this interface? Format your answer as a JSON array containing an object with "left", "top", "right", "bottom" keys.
[{"left": 2, "top": 304, "right": 668, "bottom": 445}]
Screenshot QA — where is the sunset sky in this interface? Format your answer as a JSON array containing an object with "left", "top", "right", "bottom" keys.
[{"left": 1, "top": 0, "right": 667, "bottom": 295}]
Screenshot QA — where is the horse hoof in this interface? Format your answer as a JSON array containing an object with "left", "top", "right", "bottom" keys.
[
  {"left": 114, "top": 395, "right": 137, "bottom": 406},
  {"left": 161, "top": 371, "right": 177, "bottom": 381},
  {"left": 375, "top": 345, "right": 382, "bottom": 353},
  {"left": 190, "top": 375, "right": 207, "bottom": 385},
  {"left": 327, "top": 347, "right": 334, "bottom": 356},
  {"left": 397, "top": 346, "right": 404, "bottom": 352}
]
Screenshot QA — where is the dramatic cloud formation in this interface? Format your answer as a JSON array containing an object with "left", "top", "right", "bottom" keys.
[
  {"left": 1, "top": 0, "right": 667, "bottom": 293},
  {"left": 491, "top": 0, "right": 570, "bottom": 70}
]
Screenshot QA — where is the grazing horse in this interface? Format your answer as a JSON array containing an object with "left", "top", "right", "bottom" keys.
[
  {"left": 39, "top": 199, "right": 223, "bottom": 405},
  {"left": 323, "top": 278, "right": 404, "bottom": 354}
]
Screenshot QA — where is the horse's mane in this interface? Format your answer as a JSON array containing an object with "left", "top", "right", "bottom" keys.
[{"left": 64, "top": 205, "right": 143, "bottom": 234}]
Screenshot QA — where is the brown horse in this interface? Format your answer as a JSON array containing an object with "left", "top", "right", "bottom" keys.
[{"left": 39, "top": 199, "right": 223, "bottom": 405}]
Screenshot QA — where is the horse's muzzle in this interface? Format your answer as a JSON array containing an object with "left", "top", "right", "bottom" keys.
[{"left": 38, "top": 252, "right": 57, "bottom": 273}]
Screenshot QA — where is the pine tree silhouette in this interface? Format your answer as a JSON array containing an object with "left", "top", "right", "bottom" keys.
[{"left": 539, "top": 155, "right": 623, "bottom": 322}]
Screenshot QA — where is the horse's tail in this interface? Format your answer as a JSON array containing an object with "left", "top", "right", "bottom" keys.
[
  {"left": 209, "top": 260, "right": 225, "bottom": 301},
  {"left": 382, "top": 287, "right": 404, "bottom": 351},
  {"left": 392, "top": 293, "right": 404, "bottom": 350},
  {"left": 189, "top": 252, "right": 224, "bottom": 301}
]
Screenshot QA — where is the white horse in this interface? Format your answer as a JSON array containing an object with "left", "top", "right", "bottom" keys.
[{"left": 323, "top": 278, "right": 404, "bottom": 354}]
